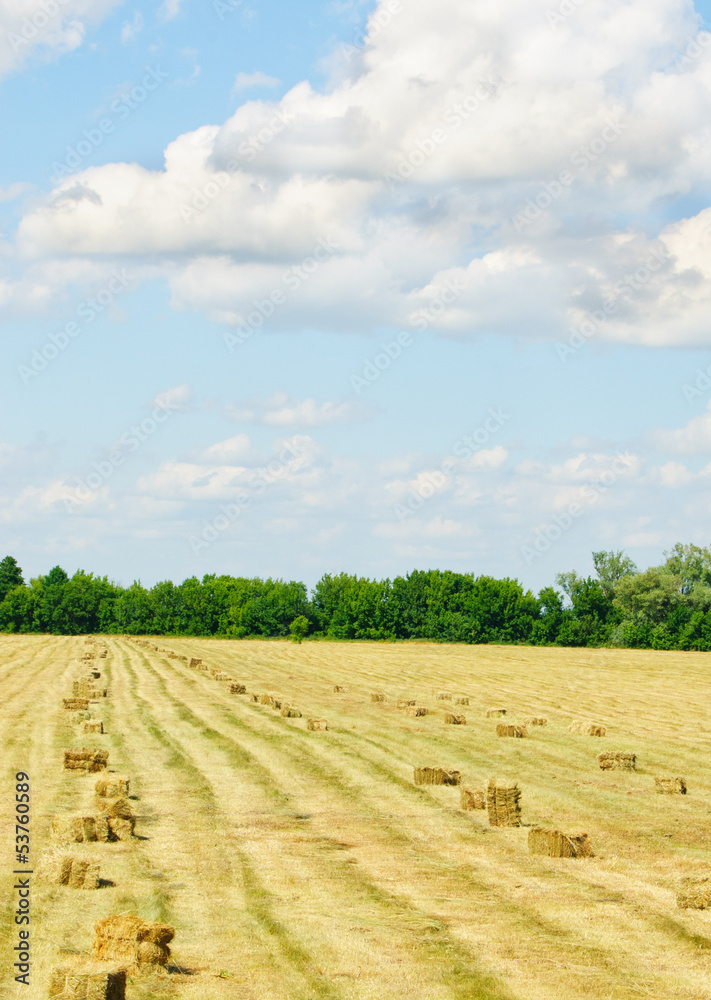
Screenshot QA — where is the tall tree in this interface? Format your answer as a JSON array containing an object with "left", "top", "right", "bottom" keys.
[{"left": 0, "top": 556, "right": 23, "bottom": 602}]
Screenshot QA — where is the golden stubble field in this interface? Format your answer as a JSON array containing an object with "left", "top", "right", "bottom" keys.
[{"left": 2, "top": 635, "right": 711, "bottom": 1000}]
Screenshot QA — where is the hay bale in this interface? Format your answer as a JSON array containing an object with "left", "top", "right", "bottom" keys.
[
  {"left": 230, "top": 683, "right": 246, "bottom": 694},
  {"left": 93, "top": 914, "right": 174, "bottom": 969},
  {"left": 444, "top": 713, "right": 466, "bottom": 725},
  {"left": 95, "top": 776, "right": 129, "bottom": 797},
  {"left": 398, "top": 699, "right": 416, "bottom": 708},
  {"left": 333, "top": 685, "right": 345, "bottom": 693},
  {"left": 460, "top": 788, "right": 486, "bottom": 811},
  {"left": 107, "top": 817, "right": 135, "bottom": 841},
  {"left": 82, "top": 721, "right": 104, "bottom": 735},
  {"left": 370, "top": 693, "right": 386, "bottom": 703},
  {"left": 598, "top": 751, "right": 636, "bottom": 771},
  {"left": 436, "top": 692, "right": 452, "bottom": 701},
  {"left": 271, "top": 698, "right": 283, "bottom": 710},
  {"left": 307, "top": 718, "right": 328, "bottom": 731},
  {"left": 38, "top": 851, "right": 101, "bottom": 889},
  {"left": 63, "top": 699, "right": 90, "bottom": 711},
  {"left": 654, "top": 776, "right": 687, "bottom": 794},
  {"left": 413, "top": 767, "right": 460, "bottom": 786},
  {"left": 677, "top": 876, "right": 711, "bottom": 909},
  {"left": 569, "top": 720, "right": 606, "bottom": 736},
  {"left": 486, "top": 708, "right": 506, "bottom": 718},
  {"left": 528, "top": 827, "right": 594, "bottom": 858},
  {"left": 524, "top": 717, "right": 548, "bottom": 727},
  {"left": 50, "top": 815, "right": 98, "bottom": 844},
  {"left": 197, "top": 664, "right": 209, "bottom": 672},
  {"left": 259, "top": 694, "right": 274, "bottom": 706},
  {"left": 190, "top": 658, "right": 203, "bottom": 668},
  {"left": 63, "top": 748, "right": 109, "bottom": 772},
  {"left": 89, "top": 671, "right": 101, "bottom": 679},
  {"left": 496, "top": 724, "right": 528, "bottom": 738},
  {"left": 406, "top": 706, "right": 428, "bottom": 717},
  {"left": 454, "top": 696, "right": 470, "bottom": 706},
  {"left": 72, "top": 711, "right": 93, "bottom": 724},
  {"left": 96, "top": 796, "right": 133, "bottom": 820},
  {"left": 49, "top": 966, "right": 126, "bottom": 999},
  {"left": 281, "top": 706, "right": 302, "bottom": 718},
  {"left": 487, "top": 779, "right": 522, "bottom": 827}
]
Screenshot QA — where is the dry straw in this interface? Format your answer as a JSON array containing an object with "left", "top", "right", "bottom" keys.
[
  {"left": 677, "top": 876, "right": 711, "bottom": 909},
  {"left": 189, "top": 657, "right": 202, "bottom": 668},
  {"left": 230, "top": 683, "right": 247, "bottom": 694},
  {"left": 487, "top": 779, "right": 522, "bottom": 827},
  {"left": 654, "top": 776, "right": 687, "bottom": 794},
  {"left": 82, "top": 721, "right": 104, "bottom": 735},
  {"left": 444, "top": 713, "right": 466, "bottom": 725},
  {"left": 259, "top": 694, "right": 274, "bottom": 706},
  {"left": 50, "top": 815, "right": 109, "bottom": 844},
  {"left": 486, "top": 708, "right": 506, "bottom": 718},
  {"left": 38, "top": 850, "right": 100, "bottom": 889},
  {"left": 436, "top": 692, "right": 452, "bottom": 701},
  {"left": 334, "top": 685, "right": 345, "bottom": 693},
  {"left": 528, "top": 827, "right": 594, "bottom": 858},
  {"left": 460, "top": 788, "right": 486, "bottom": 810},
  {"left": 524, "top": 717, "right": 547, "bottom": 727},
  {"left": 63, "top": 699, "right": 90, "bottom": 711},
  {"left": 569, "top": 720, "right": 606, "bottom": 736},
  {"left": 598, "top": 751, "right": 636, "bottom": 771},
  {"left": 454, "top": 696, "right": 470, "bottom": 706},
  {"left": 95, "top": 776, "right": 130, "bottom": 797},
  {"left": 281, "top": 707, "right": 302, "bottom": 718},
  {"left": 397, "top": 699, "right": 416, "bottom": 708},
  {"left": 93, "top": 914, "right": 175, "bottom": 970},
  {"left": 49, "top": 966, "right": 126, "bottom": 999},
  {"left": 496, "top": 724, "right": 528, "bottom": 738},
  {"left": 406, "top": 706, "right": 428, "bottom": 717},
  {"left": 307, "top": 718, "right": 328, "bottom": 730},
  {"left": 413, "top": 767, "right": 460, "bottom": 786},
  {"left": 63, "top": 748, "right": 109, "bottom": 773},
  {"left": 370, "top": 693, "right": 386, "bottom": 703}
]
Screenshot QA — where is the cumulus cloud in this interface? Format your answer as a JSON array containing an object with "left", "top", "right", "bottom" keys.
[
  {"left": 224, "top": 393, "right": 369, "bottom": 427},
  {"left": 232, "top": 71, "right": 280, "bottom": 93},
  {"left": 650, "top": 401, "right": 711, "bottom": 454}
]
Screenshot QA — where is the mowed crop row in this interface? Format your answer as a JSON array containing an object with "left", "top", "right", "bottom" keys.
[{"left": 2, "top": 637, "right": 711, "bottom": 1000}]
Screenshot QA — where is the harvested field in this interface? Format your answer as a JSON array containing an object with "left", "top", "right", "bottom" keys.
[
  {"left": 443, "top": 713, "right": 466, "bottom": 725},
  {"left": 598, "top": 751, "right": 637, "bottom": 771},
  {"left": 496, "top": 723, "right": 528, "bottom": 738},
  {"left": 3, "top": 636, "right": 711, "bottom": 1000},
  {"left": 528, "top": 827, "right": 594, "bottom": 858}
]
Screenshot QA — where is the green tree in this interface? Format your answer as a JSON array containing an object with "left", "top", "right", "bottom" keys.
[
  {"left": 592, "top": 550, "right": 637, "bottom": 596},
  {"left": 289, "top": 615, "right": 310, "bottom": 643},
  {"left": 0, "top": 556, "right": 23, "bottom": 602}
]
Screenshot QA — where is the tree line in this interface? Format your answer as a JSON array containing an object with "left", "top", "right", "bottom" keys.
[{"left": 1, "top": 543, "right": 711, "bottom": 649}]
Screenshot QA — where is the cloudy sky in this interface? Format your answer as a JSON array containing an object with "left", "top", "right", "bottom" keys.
[{"left": 2, "top": 0, "right": 711, "bottom": 591}]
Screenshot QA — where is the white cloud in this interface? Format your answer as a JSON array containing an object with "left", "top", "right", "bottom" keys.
[
  {"left": 232, "top": 71, "right": 280, "bottom": 94},
  {"left": 225, "top": 393, "right": 368, "bottom": 427},
  {"left": 151, "top": 383, "right": 194, "bottom": 413},
  {"left": 650, "top": 402, "right": 711, "bottom": 454},
  {"left": 120, "top": 11, "right": 143, "bottom": 42},
  {"left": 160, "top": 0, "right": 183, "bottom": 20}
]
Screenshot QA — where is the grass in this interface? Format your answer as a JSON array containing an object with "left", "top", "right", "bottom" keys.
[{"left": 2, "top": 635, "right": 711, "bottom": 999}]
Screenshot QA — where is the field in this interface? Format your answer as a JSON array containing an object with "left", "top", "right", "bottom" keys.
[{"left": 2, "top": 636, "right": 711, "bottom": 1000}]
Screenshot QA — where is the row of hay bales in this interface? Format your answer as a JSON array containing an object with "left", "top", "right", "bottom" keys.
[{"left": 47, "top": 638, "right": 177, "bottom": 998}]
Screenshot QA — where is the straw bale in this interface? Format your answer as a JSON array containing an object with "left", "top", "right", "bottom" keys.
[
  {"left": 413, "top": 767, "right": 460, "bottom": 786},
  {"left": 63, "top": 699, "right": 90, "bottom": 711},
  {"left": 107, "top": 818, "right": 135, "bottom": 841},
  {"left": 50, "top": 815, "right": 98, "bottom": 844},
  {"left": 597, "top": 751, "right": 636, "bottom": 771},
  {"left": 93, "top": 914, "right": 174, "bottom": 969},
  {"left": 281, "top": 707, "right": 302, "bottom": 718},
  {"left": 197, "top": 664, "right": 209, "bottom": 672},
  {"left": 90, "top": 671, "right": 101, "bottom": 679},
  {"left": 39, "top": 851, "right": 101, "bottom": 889},
  {"left": 63, "top": 748, "right": 109, "bottom": 772},
  {"left": 524, "top": 717, "right": 548, "bottom": 727},
  {"left": 528, "top": 827, "right": 594, "bottom": 858},
  {"left": 370, "top": 693, "right": 386, "bottom": 703},
  {"left": 212, "top": 672, "right": 231, "bottom": 681},
  {"left": 487, "top": 779, "right": 522, "bottom": 827},
  {"left": 496, "top": 724, "right": 528, "bottom": 738},
  {"left": 333, "top": 685, "right": 345, "bottom": 693},
  {"left": 271, "top": 698, "right": 283, "bottom": 710},
  {"left": 654, "top": 776, "right": 687, "bottom": 794},
  {"left": 307, "top": 718, "right": 328, "bottom": 731},
  {"left": 230, "top": 683, "right": 246, "bottom": 694},
  {"left": 398, "top": 699, "right": 416, "bottom": 708},
  {"left": 406, "top": 706, "right": 428, "bottom": 717},
  {"left": 569, "top": 720, "right": 606, "bottom": 736},
  {"left": 82, "top": 721, "right": 104, "bottom": 735},
  {"left": 454, "top": 696, "right": 470, "bottom": 706},
  {"left": 95, "top": 776, "right": 129, "bottom": 797},
  {"left": 444, "top": 713, "right": 466, "bottom": 725},
  {"left": 250, "top": 694, "right": 259, "bottom": 702},
  {"left": 49, "top": 966, "right": 126, "bottom": 999},
  {"left": 96, "top": 797, "right": 133, "bottom": 820},
  {"left": 259, "top": 694, "right": 274, "bottom": 706},
  {"left": 486, "top": 708, "right": 506, "bottom": 718},
  {"left": 460, "top": 788, "right": 486, "bottom": 810},
  {"left": 98, "top": 651, "right": 107, "bottom": 658},
  {"left": 677, "top": 876, "right": 711, "bottom": 909},
  {"left": 72, "top": 711, "right": 92, "bottom": 724},
  {"left": 436, "top": 692, "right": 452, "bottom": 701}
]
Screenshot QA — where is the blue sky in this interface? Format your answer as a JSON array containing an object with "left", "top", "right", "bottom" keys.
[{"left": 2, "top": 0, "right": 711, "bottom": 592}]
